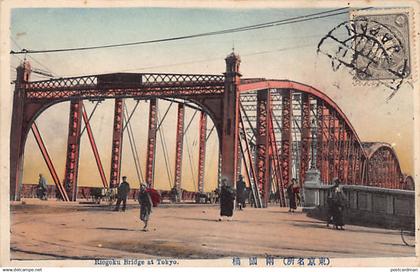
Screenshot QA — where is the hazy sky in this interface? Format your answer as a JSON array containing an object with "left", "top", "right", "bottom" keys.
[{"left": 10, "top": 7, "right": 414, "bottom": 191}]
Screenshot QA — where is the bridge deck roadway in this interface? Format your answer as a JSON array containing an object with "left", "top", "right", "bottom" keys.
[{"left": 10, "top": 199, "right": 415, "bottom": 261}]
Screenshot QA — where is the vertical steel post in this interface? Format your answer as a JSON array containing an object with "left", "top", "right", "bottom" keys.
[
  {"left": 268, "top": 109, "right": 286, "bottom": 207},
  {"left": 387, "top": 152, "right": 392, "bottom": 188},
  {"left": 299, "top": 93, "right": 311, "bottom": 187},
  {"left": 281, "top": 90, "right": 292, "bottom": 186},
  {"left": 64, "top": 100, "right": 83, "bottom": 201},
  {"left": 109, "top": 98, "right": 124, "bottom": 188},
  {"left": 256, "top": 89, "right": 271, "bottom": 207},
  {"left": 145, "top": 98, "right": 158, "bottom": 188},
  {"left": 316, "top": 100, "right": 325, "bottom": 182},
  {"left": 354, "top": 149, "right": 361, "bottom": 184},
  {"left": 327, "top": 108, "right": 335, "bottom": 183},
  {"left": 343, "top": 130, "right": 351, "bottom": 184},
  {"left": 337, "top": 121, "right": 345, "bottom": 181},
  {"left": 197, "top": 111, "right": 207, "bottom": 193},
  {"left": 239, "top": 112, "right": 262, "bottom": 208},
  {"left": 174, "top": 103, "right": 185, "bottom": 192},
  {"left": 349, "top": 139, "right": 356, "bottom": 184}
]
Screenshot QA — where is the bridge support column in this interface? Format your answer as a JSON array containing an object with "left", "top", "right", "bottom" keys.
[
  {"left": 10, "top": 61, "right": 31, "bottom": 201},
  {"left": 256, "top": 89, "right": 271, "bottom": 207},
  {"left": 281, "top": 90, "right": 292, "bottom": 186},
  {"left": 145, "top": 98, "right": 158, "bottom": 188},
  {"left": 220, "top": 52, "right": 241, "bottom": 188},
  {"left": 64, "top": 100, "right": 83, "bottom": 201},
  {"left": 197, "top": 111, "right": 207, "bottom": 193},
  {"left": 174, "top": 103, "right": 185, "bottom": 199}
]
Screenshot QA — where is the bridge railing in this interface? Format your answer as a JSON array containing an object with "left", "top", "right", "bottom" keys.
[{"left": 304, "top": 184, "right": 415, "bottom": 230}]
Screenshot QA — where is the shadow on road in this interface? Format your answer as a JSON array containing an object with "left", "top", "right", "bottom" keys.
[{"left": 95, "top": 227, "right": 138, "bottom": 232}]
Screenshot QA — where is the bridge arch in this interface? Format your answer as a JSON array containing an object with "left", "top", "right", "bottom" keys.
[
  {"left": 238, "top": 79, "right": 411, "bottom": 196},
  {"left": 362, "top": 142, "right": 405, "bottom": 189}
]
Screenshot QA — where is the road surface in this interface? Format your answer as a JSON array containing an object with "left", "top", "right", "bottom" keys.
[{"left": 10, "top": 199, "right": 415, "bottom": 261}]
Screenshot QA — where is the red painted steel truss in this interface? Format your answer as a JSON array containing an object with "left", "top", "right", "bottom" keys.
[
  {"left": 238, "top": 80, "right": 412, "bottom": 196},
  {"left": 10, "top": 57, "right": 413, "bottom": 202}
]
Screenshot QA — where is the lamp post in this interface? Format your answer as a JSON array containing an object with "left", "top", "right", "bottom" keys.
[{"left": 302, "top": 117, "right": 321, "bottom": 209}]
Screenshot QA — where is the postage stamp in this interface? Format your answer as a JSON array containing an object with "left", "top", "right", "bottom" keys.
[
  {"left": 317, "top": 8, "right": 415, "bottom": 99},
  {"left": 0, "top": 1, "right": 419, "bottom": 270}
]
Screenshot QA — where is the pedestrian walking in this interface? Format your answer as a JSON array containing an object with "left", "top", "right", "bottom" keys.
[
  {"left": 219, "top": 179, "right": 235, "bottom": 221},
  {"left": 286, "top": 178, "right": 298, "bottom": 212},
  {"left": 332, "top": 186, "right": 347, "bottom": 230},
  {"left": 37, "top": 173, "right": 48, "bottom": 200},
  {"left": 293, "top": 182, "right": 301, "bottom": 206},
  {"left": 138, "top": 183, "right": 153, "bottom": 231},
  {"left": 114, "top": 176, "right": 130, "bottom": 211},
  {"left": 327, "top": 177, "right": 347, "bottom": 230},
  {"left": 326, "top": 177, "right": 340, "bottom": 227},
  {"left": 236, "top": 175, "right": 247, "bottom": 210}
]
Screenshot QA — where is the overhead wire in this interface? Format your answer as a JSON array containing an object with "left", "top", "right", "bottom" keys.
[
  {"left": 10, "top": 8, "right": 361, "bottom": 55},
  {"left": 122, "top": 100, "right": 140, "bottom": 132},
  {"left": 184, "top": 110, "right": 198, "bottom": 191},
  {"left": 11, "top": 36, "right": 57, "bottom": 76},
  {"left": 157, "top": 107, "right": 174, "bottom": 188},
  {"left": 156, "top": 102, "right": 173, "bottom": 132},
  {"left": 124, "top": 113, "right": 143, "bottom": 184},
  {"left": 184, "top": 111, "right": 198, "bottom": 134},
  {"left": 205, "top": 125, "right": 215, "bottom": 142},
  {"left": 80, "top": 101, "right": 101, "bottom": 136},
  {"left": 123, "top": 101, "right": 145, "bottom": 184}
]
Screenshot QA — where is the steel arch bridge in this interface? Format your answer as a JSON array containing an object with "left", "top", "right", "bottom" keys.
[{"left": 10, "top": 53, "right": 413, "bottom": 207}]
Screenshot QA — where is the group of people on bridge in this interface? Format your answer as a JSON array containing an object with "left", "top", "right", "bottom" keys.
[
  {"left": 36, "top": 171, "right": 348, "bottom": 230},
  {"left": 113, "top": 176, "right": 154, "bottom": 231}
]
